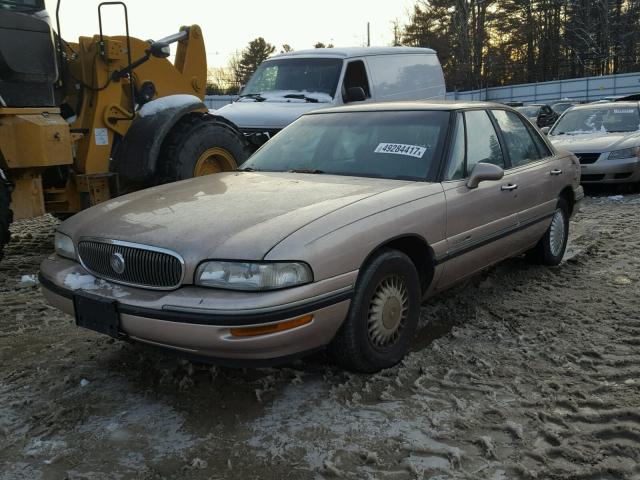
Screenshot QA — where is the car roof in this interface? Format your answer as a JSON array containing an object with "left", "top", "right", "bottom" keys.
[
  {"left": 269, "top": 46, "right": 436, "bottom": 60},
  {"left": 568, "top": 101, "right": 640, "bottom": 110},
  {"left": 306, "top": 100, "right": 514, "bottom": 115}
]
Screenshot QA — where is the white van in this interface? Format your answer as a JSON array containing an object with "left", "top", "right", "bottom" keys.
[{"left": 216, "top": 47, "right": 445, "bottom": 149}]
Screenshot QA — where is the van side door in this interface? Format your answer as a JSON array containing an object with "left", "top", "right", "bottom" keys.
[{"left": 365, "top": 54, "right": 445, "bottom": 102}]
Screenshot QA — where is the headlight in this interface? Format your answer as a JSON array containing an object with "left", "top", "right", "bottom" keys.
[
  {"left": 608, "top": 147, "right": 640, "bottom": 160},
  {"left": 195, "top": 261, "right": 313, "bottom": 291},
  {"left": 54, "top": 232, "right": 76, "bottom": 259}
]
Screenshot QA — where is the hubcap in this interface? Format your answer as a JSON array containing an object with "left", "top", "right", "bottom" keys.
[
  {"left": 367, "top": 275, "right": 409, "bottom": 348},
  {"left": 549, "top": 208, "right": 566, "bottom": 257},
  {"left": 193, "top": 147, "right": 237, "bottom": 176}
]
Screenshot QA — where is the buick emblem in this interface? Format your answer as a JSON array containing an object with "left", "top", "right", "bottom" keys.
[{"left": 110, "top": 252, "right": 126, "bottom": 274}]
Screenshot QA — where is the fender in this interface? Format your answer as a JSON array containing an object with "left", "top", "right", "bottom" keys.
[{"left": 114, "top": 96, "right": 214, "bottom": 183}]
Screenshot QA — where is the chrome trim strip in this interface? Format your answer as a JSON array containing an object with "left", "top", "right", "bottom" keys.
[
  {"left": 77, "top": 237, "right": 186, "bottom": 291},
  {"left": 162, "top": 285, "right": 355, "bottom": 315}
]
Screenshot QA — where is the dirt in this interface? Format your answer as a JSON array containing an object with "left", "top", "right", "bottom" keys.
[{"left": 1, "top": 191, "right": 640, "bottom": 480}]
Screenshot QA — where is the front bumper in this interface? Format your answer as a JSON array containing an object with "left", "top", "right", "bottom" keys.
[
  {"left": 579, "top": 156, "right": 640, "bottom": 183},
  {"left": 40, "top": 255, "right": 354, "bottom": 365}
]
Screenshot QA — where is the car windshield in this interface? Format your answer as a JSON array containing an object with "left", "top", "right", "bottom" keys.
[
  {"left": 240, "top": 110, "right": 449, "bottom": 181},
  {"left": 240, "top": 58, "right": 343, "bottom": 102},
  {"left": 549, "top": 105, "right": 640, "bottom": 135},
  {"left": 0, "top": 0, "right": 43, "bottom": 11},
  {"left": 517, "top": 106, "right": 541, "bottom": 117},
  {"left": 552, "top": 103, "right": 574, "bottom": 114}
]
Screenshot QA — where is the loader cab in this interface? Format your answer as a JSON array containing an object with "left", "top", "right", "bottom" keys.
[{"left": 0, "top": 0, "right": 57, "bottom": 107}]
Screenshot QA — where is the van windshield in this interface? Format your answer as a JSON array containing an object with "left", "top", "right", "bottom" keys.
[{"left": 240, "top": 58, "right": 343, "bottom": 103}]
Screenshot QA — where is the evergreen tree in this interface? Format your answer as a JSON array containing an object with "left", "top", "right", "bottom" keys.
[{"left": 237, "top": 38, "right": 276, "bottom": 85}]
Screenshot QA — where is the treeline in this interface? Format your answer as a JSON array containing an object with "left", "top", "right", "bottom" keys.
[
  {"left": 207, "top": 1, "right": 640, "bottom": 95},
  {"left": 400, "top": 0, "right": 640, "bottom": 91}
]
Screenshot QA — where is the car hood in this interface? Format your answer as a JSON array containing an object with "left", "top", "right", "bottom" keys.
[
  {"left": 60, "top": 172, "right": 403, "bottom": 268},
  {"left": 549, "top": 131, "right": 640, "bottom": 152},
  {"left": 216, "top": 101, "right": 332, "bottom": 129}
]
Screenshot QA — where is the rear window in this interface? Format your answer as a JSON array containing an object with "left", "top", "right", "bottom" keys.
[{"left": 242, "top": 110, "right": 450, "bottom": 181}]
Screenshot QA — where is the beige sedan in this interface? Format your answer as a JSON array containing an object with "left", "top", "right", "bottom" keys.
[{"left": 40, "top": 102, "right": 583, "bottom": 372}]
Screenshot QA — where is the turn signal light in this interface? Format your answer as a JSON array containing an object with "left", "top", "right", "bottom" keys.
[{"left": 229, "top": 315, "right": 313, "bottom": 337}]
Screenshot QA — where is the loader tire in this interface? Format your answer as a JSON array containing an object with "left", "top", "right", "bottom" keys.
[
  {"left": 158, "top": 112, "right": 248, "bottom": 182},
  {"left": 0, "top": 179, "right": 12, "bottom": 263}
]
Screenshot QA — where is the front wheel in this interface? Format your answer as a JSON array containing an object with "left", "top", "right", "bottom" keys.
[
  {"left": 527, "top": 198, "right": 569, "bottom": 266},
  {"left": 328, "top": 249, "right": 421, "bottom": 373}
]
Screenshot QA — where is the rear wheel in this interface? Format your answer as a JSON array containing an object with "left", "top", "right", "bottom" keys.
[
  {"left": 328, "top": 249, "right": 421, "bottom": 373},
  {"left": 0, "top": 177, "right": 12, "bottom": 262},
  {"left": 158, "top": 112, "right": 248, "bottom": 182},
  {"left": 527, "top": 198, "right": 569, "bottom": 266}
]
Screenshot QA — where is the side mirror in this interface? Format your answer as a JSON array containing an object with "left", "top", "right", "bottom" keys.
[
  {"left": 345, "top": 86, "right": 366, "bottom": 103},
  {"left": 540, "top": 126, "right": 550, "bottom": 135},
  {"left": 466, "top": 163, "right": 504, "bottom": 189},
  {"left": 149, "top": 41, "right": 171, "bottom": 58}
]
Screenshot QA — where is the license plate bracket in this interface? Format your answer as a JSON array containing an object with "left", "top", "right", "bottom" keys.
[{"left": 73, "top": 292, "right": 120, "bottom": 338}]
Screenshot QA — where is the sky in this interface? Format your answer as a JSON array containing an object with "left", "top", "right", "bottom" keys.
[{"left": 45, "top": 0, "right": 416, "bottom": 69}]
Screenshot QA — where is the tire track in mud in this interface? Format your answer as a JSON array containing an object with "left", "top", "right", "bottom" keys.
[{"left": 1, "top": 196, "right": 639, "bottom": 479}]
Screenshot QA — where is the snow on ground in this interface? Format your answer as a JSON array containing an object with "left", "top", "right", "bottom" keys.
[{"left": 1, "top": 191, "right": 640, "bottom": 479}]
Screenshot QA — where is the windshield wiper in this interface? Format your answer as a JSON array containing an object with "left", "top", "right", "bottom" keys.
[
  {"left": 283, "top": 94, "right": 319, "bottom": 103},
  {"left": 237, "top": 167, "right": 261, "bottom": 172},
  {"left": 288, "top": 168, "right": 324, "bottom": 174},
  {"left": 238, "top": 93, "right": 266, "bottom": 102}
]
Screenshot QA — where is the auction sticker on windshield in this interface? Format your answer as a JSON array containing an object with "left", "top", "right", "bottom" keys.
[{"left": 374, "top": 143, "right": 427, "bottom": 158}]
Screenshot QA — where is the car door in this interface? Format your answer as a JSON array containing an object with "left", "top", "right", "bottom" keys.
[
  {"left": 436, "top": 109, "right": 519, "bottom": 290},
  {"left": 490, "top": 109, "right": 560, "bottom": 226}
]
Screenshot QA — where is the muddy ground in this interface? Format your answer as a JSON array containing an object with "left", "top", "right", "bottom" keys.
[{"left": 1, "top": 190, "right": 639, "bottom": 480}]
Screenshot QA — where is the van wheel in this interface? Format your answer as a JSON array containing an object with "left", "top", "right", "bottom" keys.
[
  {"left": 0, "top": 179, "right": 12, "bottom": 263},
  {"left": 328, "top": 249, "right": 420, "bottom": 373},
  {"left": 527, "top": 198, "right": 569, "bottom": 266},
  {"left": 158, "top": 112, "right": 248, "bottom": 182}
]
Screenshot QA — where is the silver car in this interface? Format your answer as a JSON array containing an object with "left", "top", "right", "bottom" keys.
[
  {"left": 548, "top": 101, "right": 640, "bottom": 184},
  {"left": 40, "top": 102, "right": 583, "bottom": 372}
]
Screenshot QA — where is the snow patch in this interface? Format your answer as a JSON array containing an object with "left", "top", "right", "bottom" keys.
[
  {"left": 138, "top": 94, "right": 201, "bottom": 118},
  {"left": 238, "top": 90, "right": 333, "bottom": 103},
  {"left": 19, "top": 274, "right": 38, "bottom": 287},
  {"left": 63, "top": 273, "right": 98, "bottom": 290},
  {"left": 62, "top": 273, "right": 130, "bottom": 298}
]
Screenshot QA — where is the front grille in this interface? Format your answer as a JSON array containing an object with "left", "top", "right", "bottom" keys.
[
  {"left": 576, "top": 153, "right": 600, "bottom": 164},
  {"left": 241, "top": 127, "right": 281, "bottom": 138},
  {"left": 78, "top": 240, "right": 183, "bottom": 289}
]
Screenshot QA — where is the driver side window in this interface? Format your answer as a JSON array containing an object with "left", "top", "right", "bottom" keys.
[{"left": 444, "top": 110, "right": 504, "bottom": 180}]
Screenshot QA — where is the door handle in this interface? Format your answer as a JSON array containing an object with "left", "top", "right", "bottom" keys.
[
  {"left": 501, "top": 184, "right": 518, "bottom": 191},
  {"left": 550, "top": 169, "right": 563, "bottom": 175}
]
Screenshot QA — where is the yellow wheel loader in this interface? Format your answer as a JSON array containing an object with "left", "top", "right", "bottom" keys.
[{"left": 0, "top": 0, "right": 247, "bottom": 261}]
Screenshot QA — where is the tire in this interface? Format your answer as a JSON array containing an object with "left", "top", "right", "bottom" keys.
[
  {"left": 527, "top": 198, "right": 569, "bottom": 266},
  {"left": 0, "top": 178, "right": 12, "bottom": 263},
  {"left": 158, "top": 112, "right": 248, "bottom": 183},
  {"left": 328, "top": 249, "right": 421, "bottom": 373}
]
